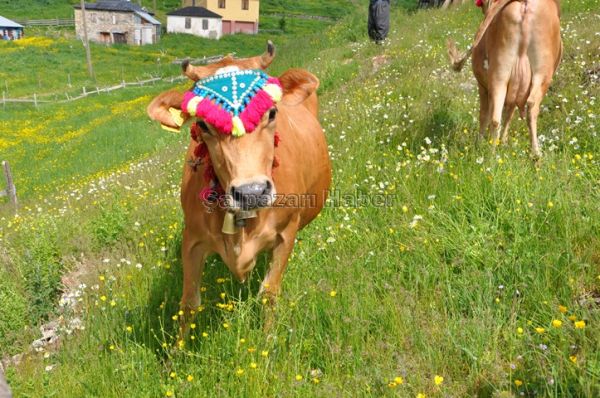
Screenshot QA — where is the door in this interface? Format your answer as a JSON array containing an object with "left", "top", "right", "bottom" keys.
[
  {"left": 142, "top": 27, "right": 153, "bottom": 44},
  {"left": 222, "top": 20, "right": 232, "bottom": 35},
  {"left": 113, "top": 33, "right": 127, "bottom": 44},
  {"left": 134, "top": 29, "right": 141, "bottom": 45}
]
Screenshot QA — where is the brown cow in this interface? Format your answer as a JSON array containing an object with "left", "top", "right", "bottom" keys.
[
  {"left": 147, "top": 42, "right": 331, "bottom": 334},
  {"left": 448, "top": 0, "right": 562, "bottom": 157}
]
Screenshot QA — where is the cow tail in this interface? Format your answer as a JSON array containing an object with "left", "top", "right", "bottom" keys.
[
  {"left": 447, "top": 39, "right": 472, "bottom": 72},
  {"left": 447, "top": 0, "right": 520, "bottom": 73}
]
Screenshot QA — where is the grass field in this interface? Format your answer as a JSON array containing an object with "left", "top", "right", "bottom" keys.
[{"left": 1, "top": 0, "right": 600, "bottom": 397}]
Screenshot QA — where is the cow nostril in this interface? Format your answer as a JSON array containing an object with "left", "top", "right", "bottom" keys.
[{"left": 262, "top": 180, "right": 272, "bottom": 196}]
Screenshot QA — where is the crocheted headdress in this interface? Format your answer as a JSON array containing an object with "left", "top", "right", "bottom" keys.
[{"left": 181, "top": 68, "right": 283, "bottom": 136}]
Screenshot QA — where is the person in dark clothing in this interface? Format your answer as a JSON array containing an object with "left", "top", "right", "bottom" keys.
[{"left": 368, "top": 0, "right": 390, "bottom": 44}]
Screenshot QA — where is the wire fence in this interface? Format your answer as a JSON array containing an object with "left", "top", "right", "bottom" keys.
[{"left": 0, "top": 54, "right": 232, "bottom": 108}]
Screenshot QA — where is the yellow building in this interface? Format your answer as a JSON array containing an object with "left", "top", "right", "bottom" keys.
[{"left": 183, "top": 0, "right": 259, "bottom": 34}]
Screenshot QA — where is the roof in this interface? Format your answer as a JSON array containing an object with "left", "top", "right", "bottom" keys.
[
  {"left": 0, "top": 15, "right": 23, "bottom": 28},
  {"left": 74, "top": 1, "right": 152, "bottom": 14},
  {"left": 167, "top": 7, "right": 222, "bottom": 19},
  {"left": 136, "top": 11, "right": 161, "bottom": 25}
]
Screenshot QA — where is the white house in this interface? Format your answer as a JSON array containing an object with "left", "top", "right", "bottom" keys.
[{"left": 167, "top": 7, "right": 222, "bottom": 39}]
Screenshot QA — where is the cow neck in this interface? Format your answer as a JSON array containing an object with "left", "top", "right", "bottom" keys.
[{"left": 188, "top": 121, "right": 281, "bottom": 203}]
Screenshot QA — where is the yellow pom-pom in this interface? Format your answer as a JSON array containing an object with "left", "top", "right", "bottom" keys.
[
  {"left": 186, "top": 96, "right": 202, "bottom": 116},
  {"left": 168, "top": 107, "right": 185, "bottom": 127},
  {"left": 160, "top": 124, "right": 180, "bottom": 133},
  {"left": 232, "top": 116, "right": 246, "bottom": 137},
  {"left": 263, "top": 84, "right": 282, "bottom": 102}
]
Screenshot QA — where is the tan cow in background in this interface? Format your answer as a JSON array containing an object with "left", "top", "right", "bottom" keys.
[{"left": 448, "top": 0, "right": 562, "bottom": 157}]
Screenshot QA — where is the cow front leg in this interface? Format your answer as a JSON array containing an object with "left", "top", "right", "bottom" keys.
[
  {"left": 260, "top": 222, "right": 299, "bottom": 330},
  {"left": 179, "top": 227, "right": 207, "bottom": 340}
]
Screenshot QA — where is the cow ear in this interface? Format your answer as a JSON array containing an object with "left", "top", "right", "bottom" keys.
[
  {"left": 147, "top": 90, "right": 189, "bottom": 132},
  {"left": 278, "top": 69, "right": 320, "bottom": 106}
]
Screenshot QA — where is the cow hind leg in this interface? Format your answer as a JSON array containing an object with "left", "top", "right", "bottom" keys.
[
  {"left": 500, "top": 104, "right": 517, "bottom": 145},
  {"left": 526, "top": 79, "right": 547, "bottom": 159},
  {"left": 477, "top": 83, "right": 491, "bottom": 142},
  {"left": 179, "top": 228, "right": 207, "bottom": 340},
  {"left": 489, "top": 84, "right": 509, "bottom": 149}
]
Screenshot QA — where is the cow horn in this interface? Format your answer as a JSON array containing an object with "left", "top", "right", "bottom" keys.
[
  {"left": 246, "top": 40, "right": 276, "bottom": 70},
  {"left": 182, "top": 59, "right": 213, "bottom": 82}
]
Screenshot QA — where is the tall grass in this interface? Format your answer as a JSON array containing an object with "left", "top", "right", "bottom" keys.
[{"left": 1, "top": 1, "right": 599, "bottom": 397}]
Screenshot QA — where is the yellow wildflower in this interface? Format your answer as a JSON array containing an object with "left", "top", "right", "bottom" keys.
[
  {"left": 434, "top": 375, "right": 444, "bottom": 385},
  {"left": 514, "top": 380, "right": 523, "bottom": 387},
  {"left": 558, "top": 305, "right": 568, "bottom": 313},
  {"left": 187, "top": 375, "right": 194, "bottom": 382},
  {"left": 552, "top": 320, "right": 563, "bottom": 328},
  {"left": 574, "top": 320, "right": 586, "bottom": 329},
  {"left": 329, "top": 290, "right": 337, "bottom": 297},
  {"left": 394, "top": 376, "right": 404, "bottom": 384},
  {"left": 535, "top": 327, "right": 545, "bottom": 334},
  {"left": 295, "top": 374, "right": 303, "bottom": 381}
]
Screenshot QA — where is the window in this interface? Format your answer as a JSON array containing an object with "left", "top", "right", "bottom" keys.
[
  {"left": 202, "top": 19, "right": 208, "bottom": 30},
  {"left": 242, "top": 0, "right": 249, "bottom": 10},
  {"left": 185, "top": 17, "right": 191, "bottom": 29},
  {"left": 218, "top": 0, "right": 226, "bottom": 8},
  {"left": 112, "top": 14, "right": 116, "bottom": 24}
]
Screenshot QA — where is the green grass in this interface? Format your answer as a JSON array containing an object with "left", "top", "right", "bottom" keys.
[{"left": 1, "top": 1, "right": 600, "bottom": 397}]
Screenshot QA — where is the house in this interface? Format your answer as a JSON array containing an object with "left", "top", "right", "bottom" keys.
[
  {"left": 0, "top": 15, "right": 23, "bottom": 41},
  {"left": 182, "top": 0, "right": 259, "bottom": 35},
  {"left": 167, "top": 7, "right": 222, "bottom": 39},
  {"left": 74, "top": 1, "right": 161, "bottom": 45}
]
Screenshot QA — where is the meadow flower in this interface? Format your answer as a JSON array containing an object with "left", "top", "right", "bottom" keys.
[
  {"left": 514, "top": 379, "right": 523, "bottom": 387},
  {"left": 249, "top": 362, "right": 257, "bottom": 369},
  {"left": 552, "top": 320, "right": 563, "bottom": 328},
  {"left": 187, "top": 375, "right": 194, "bottom": 382},
  {"left": 434, "top": 375, "right": 444, "bottom": 385},
  {"left": 394, "top": 376, "right": 404, "bottom": 384},
  {"left": 517, "top": 327, "right": 524, "bottom": 334},
  {"left": 574, "top": 320, "right": 586, "bottom": 329},
  {"left": 329, "top": 290, "right": 337, "bottom": 297},
  {"left": 559, "top": 305, "right": 568, "bottom": 313},
  {"left": 535, "top": 327, "right": 545, "bottom": 334},
  {"left": 261, "top": 350, "right": 269, "bottom": 357},
  {"left": 236, "top": 368, "right": 245, "bottom": 376},
  {"left": 569, "top": 355, "right": 577, "bottom": 363},
  {"left": 295, "top": 374, "right": 303, "bottom": 381},
  {"left": 312, "top": 378, "right": 320, "bottom": 384},
  {"left": 416, "top": 393, "right": 426, "bottom": 398}
]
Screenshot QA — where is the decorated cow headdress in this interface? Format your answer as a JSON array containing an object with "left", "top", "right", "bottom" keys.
[{"left": 181, "top": 67, "right": 283, "bottom": 137}]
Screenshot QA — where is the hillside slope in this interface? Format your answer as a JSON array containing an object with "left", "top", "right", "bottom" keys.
[{"left": 2, "top": 1, "right": 600, "bottom": 397}]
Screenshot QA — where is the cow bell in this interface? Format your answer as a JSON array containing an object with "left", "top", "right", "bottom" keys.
[
  {"left": 235, "top": 210, "right": 258, "bottom": 228},
  {"left": 222, "top": 212, "right": 237, "bottom": 235}
]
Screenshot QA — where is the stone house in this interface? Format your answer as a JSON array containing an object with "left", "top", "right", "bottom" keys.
[
  {"left": 167, "top": 7, "right": 223, "bottom": 39},
  {"left": 74, "top": 1, "right": 161, "bottom": 45},
  {"left": 182, "top": 0, "right": 259, "bottom": 34}
]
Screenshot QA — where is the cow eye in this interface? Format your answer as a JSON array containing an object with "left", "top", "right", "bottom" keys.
[
  {"left": 197, "top": 121, "right": 213, "bottom": 135},
  {"left": 268, "top": 108, "right": 278, "bottom": 122}
]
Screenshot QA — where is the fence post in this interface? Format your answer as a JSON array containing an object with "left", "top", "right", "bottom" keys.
[
  {"left": 33, "top": 93, "right": 38, "bottom": 108},
  {"left": 1, "top": 161, "right": 18, "bottom": 212},
  {"left": 83, "top": 86, "right": 86, "bottom": 96},
  {"left": 1, "top": 91, "right": 4, "bottom": 110}
]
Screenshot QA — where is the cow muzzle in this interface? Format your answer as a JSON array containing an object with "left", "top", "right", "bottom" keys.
[{"left": 230, "top": 180, "right": 274, "bottom": 210}]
